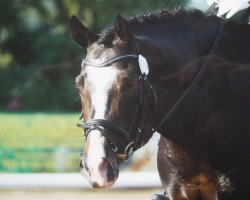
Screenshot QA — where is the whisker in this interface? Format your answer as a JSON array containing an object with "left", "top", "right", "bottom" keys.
[{"left": 73, "top": 95, "right": 81, "bottom": 103}]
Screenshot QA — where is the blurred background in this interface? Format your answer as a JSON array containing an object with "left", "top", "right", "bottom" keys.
[{"left": 0, "top": 0, "right": 210, "bottom": 199}]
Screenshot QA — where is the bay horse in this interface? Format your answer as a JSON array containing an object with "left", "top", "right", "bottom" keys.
[{"left": 70, "top": 8, "right": 250, "bottom": 199}]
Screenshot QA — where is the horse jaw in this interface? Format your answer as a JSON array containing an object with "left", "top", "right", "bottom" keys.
[{"left": 80, "top": 130, "right": 119, "bottom": 188}]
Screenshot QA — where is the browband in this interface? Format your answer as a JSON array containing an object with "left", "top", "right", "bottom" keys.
[{"left": 82, "top": 54, "right": 138, "bottom": 67}]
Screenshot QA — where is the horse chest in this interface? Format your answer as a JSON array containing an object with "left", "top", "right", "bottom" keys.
[{"left": 157, "top": 136, "right": 232, "bottom": 200}]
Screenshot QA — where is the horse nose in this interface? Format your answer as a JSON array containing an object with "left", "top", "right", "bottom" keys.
[
  {"left": 92, "top": 182, "right": 99, "bottom": 188},
  {"left": 79, "top": 156, "right": 106, "bottom": 175},
  {"left": 80, "top": 156, "right": 89, "bottom": 173},
  {"left": 90, "top": 158, "right": 116, "bottom": 187},
  {"left": 83, "top": 157, "right": 116, "bottom": 188},
  {"left": 88, "top": 157, "right": 112, "bottom": 177},
  {"left": 97, "top": 158, "right": 109, "bottom": 172},
  {"left": 100, "top": 158, "right": 116, "bottom": 181}
]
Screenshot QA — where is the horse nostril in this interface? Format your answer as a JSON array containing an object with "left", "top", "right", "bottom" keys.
[
  {"left": 106, "top": 162, "right": 115, "bottom": 182},
  {"left": 92, "top": 182, "right": 100, "bottom": 188},
  {"left": 97, "top": 158, "right": 116, "bottom": 182},
  {"left": 98, "top": 158, "right": 108, "bottom": 172},
  {"left": 79, "top": 158, "right": 89, "bottom": 173},
  {"left": 79, "top": 159, "right": 83, "bottom": 168}
]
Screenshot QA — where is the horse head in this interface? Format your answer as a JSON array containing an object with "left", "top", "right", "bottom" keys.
[{"left": 70, "top": 15, "right": 156, "bottom": 188}]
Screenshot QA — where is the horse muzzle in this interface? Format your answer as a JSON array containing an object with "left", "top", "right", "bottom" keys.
[{"left": 80, "top": 151, "right": 119, "bottom": 188}]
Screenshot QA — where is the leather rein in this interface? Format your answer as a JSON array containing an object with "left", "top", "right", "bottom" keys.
[{"left": 77, "top": 17, "right": 225, "bottom": 164}]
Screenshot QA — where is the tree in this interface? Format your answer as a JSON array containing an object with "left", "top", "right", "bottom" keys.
[{"left": 0, "top": 0, "right": 187, "bottom": 111}]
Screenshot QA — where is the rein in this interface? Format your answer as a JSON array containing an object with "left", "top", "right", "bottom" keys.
[{"left": 153, "top": 17, "right": 226, "bottom": 132}]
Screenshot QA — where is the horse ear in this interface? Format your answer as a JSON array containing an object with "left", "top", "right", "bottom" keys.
[
  {"left": 114, "top": 15, "right": 133, "bottom": 44},
  {"left": 69, "top": 15, "right": 98, "bottom": 48}
]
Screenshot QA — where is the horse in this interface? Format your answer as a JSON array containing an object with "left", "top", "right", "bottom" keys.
[{"left": 69, "top": 8, "right": 250, "bottom": 199}]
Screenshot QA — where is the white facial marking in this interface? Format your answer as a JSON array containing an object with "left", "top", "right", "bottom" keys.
[
  {"left": 86, "top": 65, "right": 118, "bottom": 119},
  {"left": 88, "top": 130, "right": 106, "bottom": 164},
  {"left": 87, "top": 130, "right": 107, "bottom": 182},
  {"left": 83, "top": 62, "right": 118, "bottom": 186},
  {"left": 180, "top": 185, "right": 188, "bottom": 199}
]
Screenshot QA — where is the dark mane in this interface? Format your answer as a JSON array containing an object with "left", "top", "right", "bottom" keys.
[{"left": 98, "top": 8, "right": 211, "bottom": 46}]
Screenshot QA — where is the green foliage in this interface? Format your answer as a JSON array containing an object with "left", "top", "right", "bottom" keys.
[
  {"left": 0, "top": 146, "right": 81, "bottom": 172},
  {"left": 0, "top": 112, "right": 82, "bottom": 148},
  {"left": 0, "top": 112, "right": 83, "bottom": 172},
  {"left": 0, "top": 0, "right": 187, "bottom": 111}
]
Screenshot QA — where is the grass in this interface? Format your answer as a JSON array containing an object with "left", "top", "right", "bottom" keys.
[
  {"left": 0, "top": 112, "right": 84, "bottom": 172},
  {"left": 0, "top": 112, "right": 83, "bottom": 148}
]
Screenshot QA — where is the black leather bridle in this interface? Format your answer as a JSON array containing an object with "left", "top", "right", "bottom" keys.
[
  {"left": 77, "top": 16, "right": 225, "bottom": 164},
  {"left": 77, "top": 54, "right": 156, "bottom": 163}
]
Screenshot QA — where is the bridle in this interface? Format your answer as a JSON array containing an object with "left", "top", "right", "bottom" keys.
[
  {"left": 77, "top": 16, "right": 225, "bottom": 164},
  {"left": 77, "top": 53, "right": 156, "bottom": 163}
]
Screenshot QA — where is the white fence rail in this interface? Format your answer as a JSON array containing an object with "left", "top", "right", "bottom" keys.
[{"left": 0, "top": 172, "right": 162, "bottom": 189}]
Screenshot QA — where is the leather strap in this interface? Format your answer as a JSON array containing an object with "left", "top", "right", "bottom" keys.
[
  {"left": 83, "top": 119, "right": 131, "bottom": 142},
  {"left": 82, "top": 55, "right": 138, "bottom": 68}
]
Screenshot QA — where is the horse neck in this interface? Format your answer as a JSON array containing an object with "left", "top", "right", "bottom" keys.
[
  {"left": 133, "top": 16, "right": 223, "bottom": 140},
  {"left": 216, "top": 22, "right": 250, "bottom": 63},
  {"left": 133, "top": 16, "right": 220, "bottom": 80},
  {"left": 143, "top": 18, "right": 250, "bottom": 142}
]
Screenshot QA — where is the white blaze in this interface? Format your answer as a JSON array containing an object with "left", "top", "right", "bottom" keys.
[
  {"left": 86, "top": 66, "right": 118, "bottom": 119},
  {"left": 83, "top": 64, "right": 118, "bottom": 186},
  {"left": 87, "top": 130, "right": 107, "bottom": 184}
]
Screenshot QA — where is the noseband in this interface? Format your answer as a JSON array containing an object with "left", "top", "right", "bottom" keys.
[{"left": 77, "top": 53, "right": 156, "bottom": 163}]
